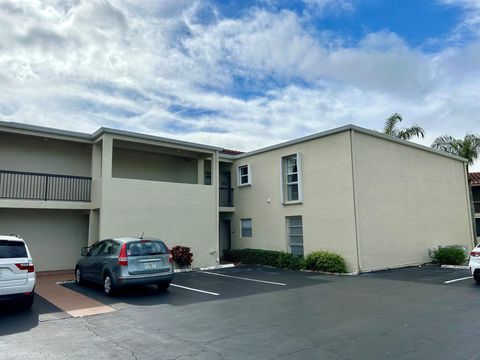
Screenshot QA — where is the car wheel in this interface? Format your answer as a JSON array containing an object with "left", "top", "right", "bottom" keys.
[
  {"left": 474, "top": 273, "right": 480, "bottom": 283},
  {"left": 75, "top": 267, "right": 83, "bottom": 286},
  {"left": 157, "top": 281, "right": 171, "bottom": 291},
  {"left": 23, "top": 292, "right": 34, "bottom": 309},
  {"left": 103, "top": 274, "right": 116, "bottom": 296}
]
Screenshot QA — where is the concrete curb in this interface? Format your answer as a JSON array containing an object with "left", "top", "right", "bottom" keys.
[
  {"left": 440, "top": 265, "right": 469, "bottom": 270},
  {"left": 200, "top": 264, "right": 235, "bottom": 271},
  {"left": 174, "top": 268, "right": 193, "bottom": 273}
]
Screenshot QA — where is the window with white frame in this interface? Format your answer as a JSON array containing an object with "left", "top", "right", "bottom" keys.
[
  {"left": 237, "top": 164, "right": 251, "bottom": 186},
  {"left": 281, "top": 154, "right": 302, "bottom": 203},
  {"left": 287, "top": 216, "right": 303, "bottom": 256},
  {"left": 240, "top": 218, "right": 252, "bottom": 238}
]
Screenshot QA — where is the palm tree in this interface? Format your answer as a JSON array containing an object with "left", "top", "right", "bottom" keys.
[
  {"left": 383, "top": 113, "right": 425, "bottom": 140},
  {"left": 431, "top": 134, "right": 480, "bottom": 169},
  {"left": 432, "top": 133, "right": 480, "bottom": 244}
]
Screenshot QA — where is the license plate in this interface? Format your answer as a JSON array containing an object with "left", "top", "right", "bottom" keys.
[{"left": 144, "top": 262, "right": 157, "bottom": 270}]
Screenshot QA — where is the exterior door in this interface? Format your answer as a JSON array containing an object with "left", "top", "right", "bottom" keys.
[{"left": 219, "top": 220, "right": 231, "bottom": 258}]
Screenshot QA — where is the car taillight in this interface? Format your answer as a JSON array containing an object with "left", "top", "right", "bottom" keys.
[
  {"left": 15, "top": 261, "right": 34, "bottom": 273},
  {"left": 118, "top": 243, "right": 128, "bottom": 266},
  {"left": 168, "top": 247, "right": 173, "bottom": 263},
  {"left": 470, "top": 251, "right": 480, "bottom": 257}
]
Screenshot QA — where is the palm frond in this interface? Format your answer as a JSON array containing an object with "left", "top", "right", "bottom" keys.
[
  {"left": 384, "top": 113, "right": 402, "bottom": 136},
  {"left": 431, "top": 135, "right": 460, "bottom": 154},
  {"left": 397, "top": 125, "right": 425, "bottom": 140}
]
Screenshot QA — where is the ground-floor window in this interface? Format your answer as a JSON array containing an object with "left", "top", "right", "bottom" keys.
[
  {"left": 287, "top": 216, "right": 303, "bottom": 256},
  {"left": 241, "top": 218, "right": 252, "bottom": 238}
]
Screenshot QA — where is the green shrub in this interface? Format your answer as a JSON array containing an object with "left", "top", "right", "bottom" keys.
[
  {"left": 303, "top": 251, "right": 347, "bottom": 273},
  {"left": 223, "top": 249, "right": 303, "bottom": 270},
  {"left": 223, "top": 248, "right": 346, "bottom": 272},
  {"left": 223, "top": 249, "right": 280, "bottom": 266},
  {"left": 434, "top": 247, "right": 466, "bottom": 265}
]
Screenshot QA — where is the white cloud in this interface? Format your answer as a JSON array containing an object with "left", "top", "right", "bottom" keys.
[{"left": 0, "top": 0, "right": 479, "bottom": 170}]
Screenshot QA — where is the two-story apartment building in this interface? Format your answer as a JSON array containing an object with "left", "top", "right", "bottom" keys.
[
  {"left": 0, "top": 121, "right": 475, "bottom": 273},
  {"left": 0, "top": 121, "right": 220, "bottom": 271},
  {"left": 222, "top": 126, "right": 475, "bottom": 273},
  {"left": 468, "top": 172, "right": 480, "bottom": 243}
]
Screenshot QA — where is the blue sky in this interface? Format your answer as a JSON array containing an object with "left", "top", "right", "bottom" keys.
[{"left": 0, "top": 0, "right": 479, "bottom": 168}]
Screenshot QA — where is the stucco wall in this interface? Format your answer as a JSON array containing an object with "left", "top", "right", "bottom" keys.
[
  {"left": 0, "top": 209, "right": 89, "bottom": 271},
  {"left": 231, "top": 131, "right": 359, "bottom": 272},
  {"left": 353, "top": 131, "right": 473, "bottom": 271},
  {"left": 0, "top": 132, "right": 92, "bottom": 176},
  {"left": 99, "top": 178, "right": 217, "bottom": 268},
  {"left": 112, "top": 147, "right": 198, "bottom": 184}
]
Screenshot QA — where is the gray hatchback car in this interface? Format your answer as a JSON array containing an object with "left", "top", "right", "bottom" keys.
[{"left": 75, "top": 237, "right": 174, "bottom": 296}]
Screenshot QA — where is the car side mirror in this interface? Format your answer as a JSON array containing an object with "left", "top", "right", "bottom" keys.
[{"left": 81, "top": 247, "right": 90, "bottom": 256}]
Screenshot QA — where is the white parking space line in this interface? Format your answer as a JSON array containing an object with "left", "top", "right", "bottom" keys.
[
  {"left": 444, "top": 276, "right": 472, "bottom": 284},
  {"left": 170, "top": 283, "right": 220, "bottom": 296},
  {"left": 201, "top": 271, "right": 287, "bottom": 286}
]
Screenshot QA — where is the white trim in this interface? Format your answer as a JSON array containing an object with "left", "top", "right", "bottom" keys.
[
  {"left": 280, "top": 153, "right": 303, "bottom": 205},
  {"left": 233, "top": 124, "right": 467, "bottom": 163},
  {"left": 237, "top": 163, "right": 252, "bottom": 187}
]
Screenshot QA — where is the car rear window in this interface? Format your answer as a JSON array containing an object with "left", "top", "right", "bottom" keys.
[
  {"left": 126, "top": 241, "right": 167, "bottom": 257},
  {"left": 0, "top": 240, "right": 27, "bottom": 258}
]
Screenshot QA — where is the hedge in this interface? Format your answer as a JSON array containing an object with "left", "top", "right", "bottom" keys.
[
  {"left": 223, "top": 248, "right": 348, "bottom": 273},
  {"left": 433, "top": 247, "right": 466, "bottom": 266},
  {"left": 303, "top": 251, "right": 347, "bottom": 273}
]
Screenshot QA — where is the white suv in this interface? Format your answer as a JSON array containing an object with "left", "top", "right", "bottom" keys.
[
  {"left": 0, "top": 235, "right": 36, "bottom": 308},
  {"left": 469, "top": 243, "right": 480, "bottom": 283}
]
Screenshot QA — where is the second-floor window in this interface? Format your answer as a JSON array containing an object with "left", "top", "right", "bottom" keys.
[
  {"left": 282, "top": 153, "right": 303, "bottom": 204},
  {"left": 237, "top": 164, "right": 251, "bottom": 186}
]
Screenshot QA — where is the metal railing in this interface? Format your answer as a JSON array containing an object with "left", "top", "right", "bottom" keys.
[
  {"left": 0, "top": 170, "right": 92, "bottom": 202},
  {"left": 219, "top": 187, "right": 234, "bottom": 207}
]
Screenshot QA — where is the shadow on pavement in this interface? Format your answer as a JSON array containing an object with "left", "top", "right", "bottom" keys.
[
  {"left": 61, "top": 266, "right": 329, "bottom": 308},
  {"left": 0, "top": 295, "right": 66, "bottom": 336}
]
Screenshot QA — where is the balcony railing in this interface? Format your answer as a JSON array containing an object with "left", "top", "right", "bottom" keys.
[
  {"left": 474, "top": 201, "right": 480, "bottom": 214},
  {"left": 0, "top": 170, "right": 92, "bottom": 202},
  {"left": 219, "top": 187, "right": 234, "bottom": 207}
]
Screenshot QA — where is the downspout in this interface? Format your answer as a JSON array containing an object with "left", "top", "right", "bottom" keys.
[{"left": 465, "top": 164, "right": 477, "bottom": 247}]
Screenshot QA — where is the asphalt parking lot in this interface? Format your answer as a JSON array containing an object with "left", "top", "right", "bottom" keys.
[{"left": 1, "top": 265, "right": 479, "bottom": 360}]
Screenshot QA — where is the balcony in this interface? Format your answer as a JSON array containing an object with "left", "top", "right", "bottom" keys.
[
  {"left": 0, "top": 170, "right": 92, "bottom": 202},
  {"left": 219, "top": 187, "right": 234, "bottom": 207}
]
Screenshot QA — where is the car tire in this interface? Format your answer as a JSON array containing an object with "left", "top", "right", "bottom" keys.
[
  {"left": 23, "top": 292, "right": 34, "bottom": 309},
  {"left": 103, "top": 273, "right": 116, "bottom": 297},
  {"left": 75, "top": 267, "right": 83, "bottom": 286},
  {"left": 157, "top": 281, "right": 171, "bottom": 291},
  {"left": 474, "top": 273, "right": 480, "bottom": 283}
]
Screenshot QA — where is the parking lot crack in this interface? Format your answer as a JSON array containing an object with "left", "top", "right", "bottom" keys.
[{"left": 82, "top": 317, "right": 138, "bottom": 360}]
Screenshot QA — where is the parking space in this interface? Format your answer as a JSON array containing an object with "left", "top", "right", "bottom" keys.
[{"left": 1, "top": 265, "right": 480, "bottom": 359}]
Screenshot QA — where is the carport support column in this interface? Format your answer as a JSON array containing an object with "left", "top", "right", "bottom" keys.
[
  {"left": 101, "top": 136, "right": 113, "bottom": 179},
  {"left": 198, "top": 159, "right": 204, "bottom": 185}
]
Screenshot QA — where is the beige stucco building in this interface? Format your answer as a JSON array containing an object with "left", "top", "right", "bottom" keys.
[{"left": 0, "top": 121, "right": 475, "bottom": 273}]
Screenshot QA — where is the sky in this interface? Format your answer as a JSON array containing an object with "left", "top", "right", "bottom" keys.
[{"left": 1, "top": 0, "right": 480, "bottom": 169}]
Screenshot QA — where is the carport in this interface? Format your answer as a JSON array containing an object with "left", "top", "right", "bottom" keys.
[{"left": 0, "top": 209, "right": 89, "bottom": 272}]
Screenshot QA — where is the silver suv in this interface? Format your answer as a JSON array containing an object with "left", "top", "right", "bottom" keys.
[
  {"left": 0, "top": 235, "right": 36, "bottom": 308},
  {"left": 75, "top": 237, "right": 174, "bottom": 296}
]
